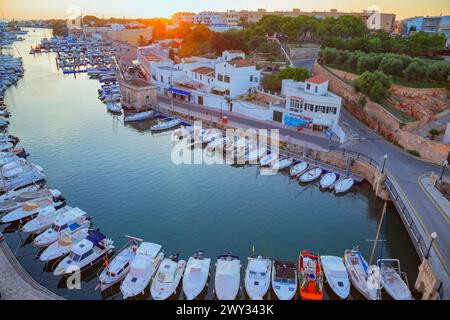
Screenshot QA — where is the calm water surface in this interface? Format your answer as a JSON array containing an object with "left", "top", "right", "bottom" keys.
[{"left": 1, "top": 29, "right": 419, "bottom": 300}]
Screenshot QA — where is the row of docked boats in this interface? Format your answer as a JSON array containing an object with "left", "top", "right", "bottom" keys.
[{"left": 173, "top": 126, "right": 355, "bottom": 194}]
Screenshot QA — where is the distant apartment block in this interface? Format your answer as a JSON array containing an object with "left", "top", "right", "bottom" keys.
[
  {"left": 399, "top": 16, "right": 450, "bottom": 47},
  {"left": 172, "top": 9, "right": 396, "bottom": 32}
]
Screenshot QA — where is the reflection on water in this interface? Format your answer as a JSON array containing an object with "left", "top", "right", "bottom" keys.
[{"left": 1, "top": 28, "right": 420, "bottom": 300}]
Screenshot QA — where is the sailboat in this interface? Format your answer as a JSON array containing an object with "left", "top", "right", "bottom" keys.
[{"left": 377, "top": 259, "right": 413, "bottom": 300}]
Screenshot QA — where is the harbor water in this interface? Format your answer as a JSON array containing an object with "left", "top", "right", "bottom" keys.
[{"left": 1, "top": 29, "right": 420, "bottom": 300}]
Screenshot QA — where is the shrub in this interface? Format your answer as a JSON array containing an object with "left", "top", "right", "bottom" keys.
[
  {"left": 427, "top": 62, "right": 450, "bottom": 82},
  {"left": 378, "top": 57, "right": 404, "bottom": 76},
  {"left": 357, "top": 95, "right": 366, "bottom": 107},
  {"left": 407, "top": 149, "right": 420, "bottom": 157},
  {"left": 279, "top": 66, "right": 310, "bottom": 81},
  {"left": 354, "top": 71, "right": 392, "bottom": 102},
  {"left": 404, "top": 59, "right": 428, "bottom": 81},
  {"left": 429, "top": 129, "right": 440, "bottom": 136},
  {"left": 261, "top": 74, "right": 281, "bottom": 92}
]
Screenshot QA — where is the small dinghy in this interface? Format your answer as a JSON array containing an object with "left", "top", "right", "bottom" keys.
[
  {"left": 1, "top": 193, "right": 65, "bottom": 225},
  {"left": 0, "top": 188, "right": 58, "bottom": 214},
  {"left": 34, "top": 207, "right": 90, "bottom": 246},
  {"left": 106, "top": 102, "right": 122, "bottom": 114},
  {"left": 53, "top": 230, "right": 114, "bottom": 276},
  {"left": 298, "top": 250, "right": 324, "bottom": 300},
  {"left": 334, "top": 177, "right": 354, "bottom": 194},
  {"left": 121, "top": 242, "right": 164, "bottom": 299},
  {"left": 183, "top": 251, "right": 211, "bottom": 300},
  {"left": 244, "top": 255, "right": 271, "bottom": 300},
  {"left": 378, "top": 259, "right": 413, "bottom": 300},
  {"left": 272, "top": 260, "right": 297, "bottom": 300},
  {"left": 215, "top": 253, "right": 241, "bottom": 300},
  {"left": 320, "top": 172, "right": 337, "bottom": 189},
  {"left": 97, "top": 236, "right": 143, "bottom": 291},
  {"left": 151, "top": 254, "right": 187, "bottom": 300},
  {"left": 22, "top": 206, "right": 72, "bottom": 234},
  {"left": 245, "top": 147, "right": 266, "bottom": 162},
  {"left": 124, "top": 111, "right": 154, "bottom": 122},
  {"left": 39, "top": 228, "right": 90, "bottom": 262},
  {"left": 259, "top": 153, "right": 278, "bottom": 167},
  {"left": 320, "top": 255, "right": 350, "bottom": 299},
  {"left": 151, "top": 118, "right": 181, "bottom": 131},
  {"left": 290, "top": 161, "right": 308, "bottom": 176},
  {"left": 298, "top": 167, "right": 323, "bottom": 183},
  {"left": 344, "top": 249, "right": 379, "bottom": 300},
  {"left": 270, "top": 158, "right": 293, "bottom": 171}
]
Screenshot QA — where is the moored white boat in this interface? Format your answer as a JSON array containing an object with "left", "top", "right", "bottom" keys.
[
  {"left": 21, "top": 205, "right": 72, "bottom": 234},
  {"left": 214, "top": 253, "right": 241, "bottom": 300},
  {"left": 151, "top": 254, "right": 186, "bottom": 300},
  {"left": 244, "top": 255, "right": 271, "bottom": 300},
  {"left": 0, "top": 188, "right": 58, "bottom": 214},
  {"left": 53, "top": 230, "right": 114, "bottom": 276},
  {"left": 270, "top": 158, "right": 293, "bottom": 171},
  {"left": 120, "top": 242, "right": 164, "bottom": 299},
  {"left": 97, "top": 236, "right": 143, "bottom": 291},
  {"left": 334, "top": 177, "right": 354, "bottom": 194},
  {"left": 298, "top": 167, "right": 323, "bottom": 183},
  {"left": 151, "top": 118, "right": 181, "bottom": 131},
  {"left": 320, "top": 255, "right": 350, "bottom": 299},
  {"left": 124, "top": 111, "right": 154, "bottom": 122},
  {"left": 244, "top": 147, "right": 266, "bottom": 163},
  {"left": 33, "top": 207, "right": 90, "bottom": 246},
  {"left": 259, "top": 153, "right": 278, "bottom": 167},
  {"left": 289, "top": 161, "right": 308, "bottom": 176},
  {"left": 106, "top": 102, "right": 122, "bottom": 114},
  {"left": 182, "top": 251, "right": 211, "bottom": 300},
  {"left": 0, "top": 183, "right": 42, "bottom": 203},
  {"left": 272, "top": 260, "right": 297, "bottom": 300},
  {"left": 344, "top": 249, "right": 379, "bottom": 300},
  {"left": 377, "top": 259, "right": 413, "bottom": 300},
  {"left": 39, "top": 228, "right": 90, "bottom": 262},
  {"left": 1, "top": 193, "right": 65, "bottom": 225},
  {"left": 206, "top": 136, "right": 228, "bottom": 150},
  {"left": 320, "top": 172, "right": 337, "bottom": 189}
]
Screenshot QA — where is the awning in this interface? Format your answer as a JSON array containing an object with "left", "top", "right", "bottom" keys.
[
  {"left": 312, "top": 118, "right": 332, "bottom": 126},
  {"left": 168, "top": 87, "right": 191, "bottom": 96},
  {"left": 211, "top": 86, "right": 226, "bottom": 92}
]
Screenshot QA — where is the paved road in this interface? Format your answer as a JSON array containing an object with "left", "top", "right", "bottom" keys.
[
  {"left": 159, "top": 95, "right": 450, "bottom": 294},
  {"left": 339, "top": 108, "right": 450, "bottom": 280}
]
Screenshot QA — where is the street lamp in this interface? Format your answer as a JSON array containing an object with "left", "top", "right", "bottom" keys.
[
  {"left": 425, "top": 232, "right": 438, "bottom": 259},
  {"left": 440, "top": 160, "right": 448, "bottom": 181},
  {"left": 381, "top": 154, "right": 388, "bottom": 174}
]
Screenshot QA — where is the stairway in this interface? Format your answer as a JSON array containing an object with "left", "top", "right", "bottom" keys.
[{"left": 414, "top": 111, "right": 450, "bottom": 137}]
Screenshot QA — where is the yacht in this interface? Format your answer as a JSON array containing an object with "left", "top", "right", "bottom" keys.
[
  {"left": 0, "top": 188, "right": 60, "bottom": 214},
  {"left": 39, "top": 228, "right": 90, "bottom": 262},
  {"left": 120, "top": 242, "right": 164, "bottom": 299},
  {"left": 53, "top": 230, "right": 114, "bottom": 276},
  {"left": 344, "top": 249, "right": 379, "bottom": 300},
  {"left": 21, "top": 205, "right": 72, "bottom": 234},
  {"left": 151, "top": 254, "right": 186, "bottom": 300},
  {"left": 214, "top": 253, "right": 241, "bottom": 300},
  {"left": 0, "top": 159, "right": 45, "bottom": 194},
  {"left": 182, "top": 251, "right": 211, "bottom": 300},
  {"left": 321, "top": 255, "right": 350, "bottom": 299}
]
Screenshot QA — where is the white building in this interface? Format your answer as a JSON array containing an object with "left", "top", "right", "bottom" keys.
[
  {"left": 280, "top": 75, "right": 342, "bottom": 133},
  {"left": 194, "top": 11, "right": 227, "bottom": 25}
]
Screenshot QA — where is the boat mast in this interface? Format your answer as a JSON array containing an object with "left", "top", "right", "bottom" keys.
[{"left": 369, "top": 202, "right": 387, "bottom": 265}]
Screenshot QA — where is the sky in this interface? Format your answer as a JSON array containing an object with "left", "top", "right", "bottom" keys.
[{"left": 1, "top": 0, "right": 449, "bottom": 20}]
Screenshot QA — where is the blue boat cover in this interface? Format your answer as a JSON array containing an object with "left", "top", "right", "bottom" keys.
[
  {"left": 86, "top": 230, "right": 106, "bottom": 245},
  {"left": 357, "top": 251, "right": 369, "bottom": 274}
]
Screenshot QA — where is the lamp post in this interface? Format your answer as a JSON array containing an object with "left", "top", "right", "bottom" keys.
[
  {"left": 439, "top": 160, "right": 448, "bottom": 181},
  {"left": 425, "top": 232, "right": 438, "bottom": 259},
  {"left": 381, "top": 154, "right": 388, "bottom": 174}
]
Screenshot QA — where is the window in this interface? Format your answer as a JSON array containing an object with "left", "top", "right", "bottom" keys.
[
  {"left": 289, "top": 99, "right": 301, "bottom": 113},
  {"left": 200, "top": 75, "right": 202, "bottom": 80},
  {"left": 315, "top": 86, "right": 318, "bottom": 93},
  {"left": 250, "top": 75, "right": 253, "bottom": 82},
  {"left": 160, "top": 75, "right": 163, "bottom": 82},
  {"left": 306, "top": 83, "right": 311, "bottom": 90},
  {"left": 218, "top": 74, "right": 223, "bottom": 81},
  {"left": 224, "top": 75, "right": 230, "bottom": 83},
  {"left": 326, "top": 106, "right": 337, "bottom": 114},
  {"left": 254, "top": 77, "right": 258, "bottom": 82}
]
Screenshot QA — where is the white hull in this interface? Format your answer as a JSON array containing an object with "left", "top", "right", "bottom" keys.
[
  {"left": 244, "top": 257, "right": 271, "bottom": 300},
  {"left": 290, "top": 162, "right": 308, "bottom": 176},
  {"left": 183, "top": 255, "right": 211, "bottom": 300},
  {"left": 321, "top": 255, "right": 350, "bottom": 299},
  {"left": 334, "top": 178, "right": 354, "bottom": 194},
  {"left": 320, "top": 172, "right": 337, "bottom": 189},
  {"left": 151, "top": 119, "right": 181, "bottom": 131},
  {"left": 299, "top": 168, "right": 323, "bottom": 183},
  {"left": 151, "top": 258, "right": 186, "bottom": 300},
  {"left": 259, "top": 153, "right": 278, "bottom": 167},
  {"left": 124, "top": 111, "right": 154, "bottom": 122},
  {"left": 344, "top": 250, "right": 379, "bottom": 300},
  {"left": 39, "top": 228, "right": 89, "bottom": 262},
  {"left": 215, "top": 256, "right": 241, "bottom": 300}
]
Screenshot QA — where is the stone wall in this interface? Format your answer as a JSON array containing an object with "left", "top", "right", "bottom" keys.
[
  {"left": 313, "top": 62, "right": 450, "bottom": 164},
  {"left": 288, "top": 45, "right": 320, "bottom": 60}
]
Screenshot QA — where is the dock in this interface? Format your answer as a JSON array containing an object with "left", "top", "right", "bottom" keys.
[{"left": 0, "top": 235, "right": 63, "bottom": 300}]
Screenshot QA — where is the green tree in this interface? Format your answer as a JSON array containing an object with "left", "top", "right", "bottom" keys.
[
  {"left": 354, "top": 71, "right": 392, "bottom": 102},
  {"left": 261, "top": 74, "right": 282, "bottom": 92},
  {"left": 279, "top": 67, "right": 310, "bottom": 81},
  {"left": 256, "top": 42, "right": 280, "bottom": 55}
]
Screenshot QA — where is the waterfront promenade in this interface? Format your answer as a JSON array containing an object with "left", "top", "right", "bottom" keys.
[
  {"left": 0, "top": 236, "right": 62, "bottom": 300},
  {"left": 157, "top": 94, "right": 450, "bottom": 298}
]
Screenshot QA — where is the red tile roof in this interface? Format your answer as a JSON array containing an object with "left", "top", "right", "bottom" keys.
[
  {"left": 192, "top": 66, "right": 215, "bottom": 77},
  {"left": 306, "top": 75, "right": 329, "bottom": 84},
  {"left": 227, "top": 58, "right": 253, "bottom": 68}
]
